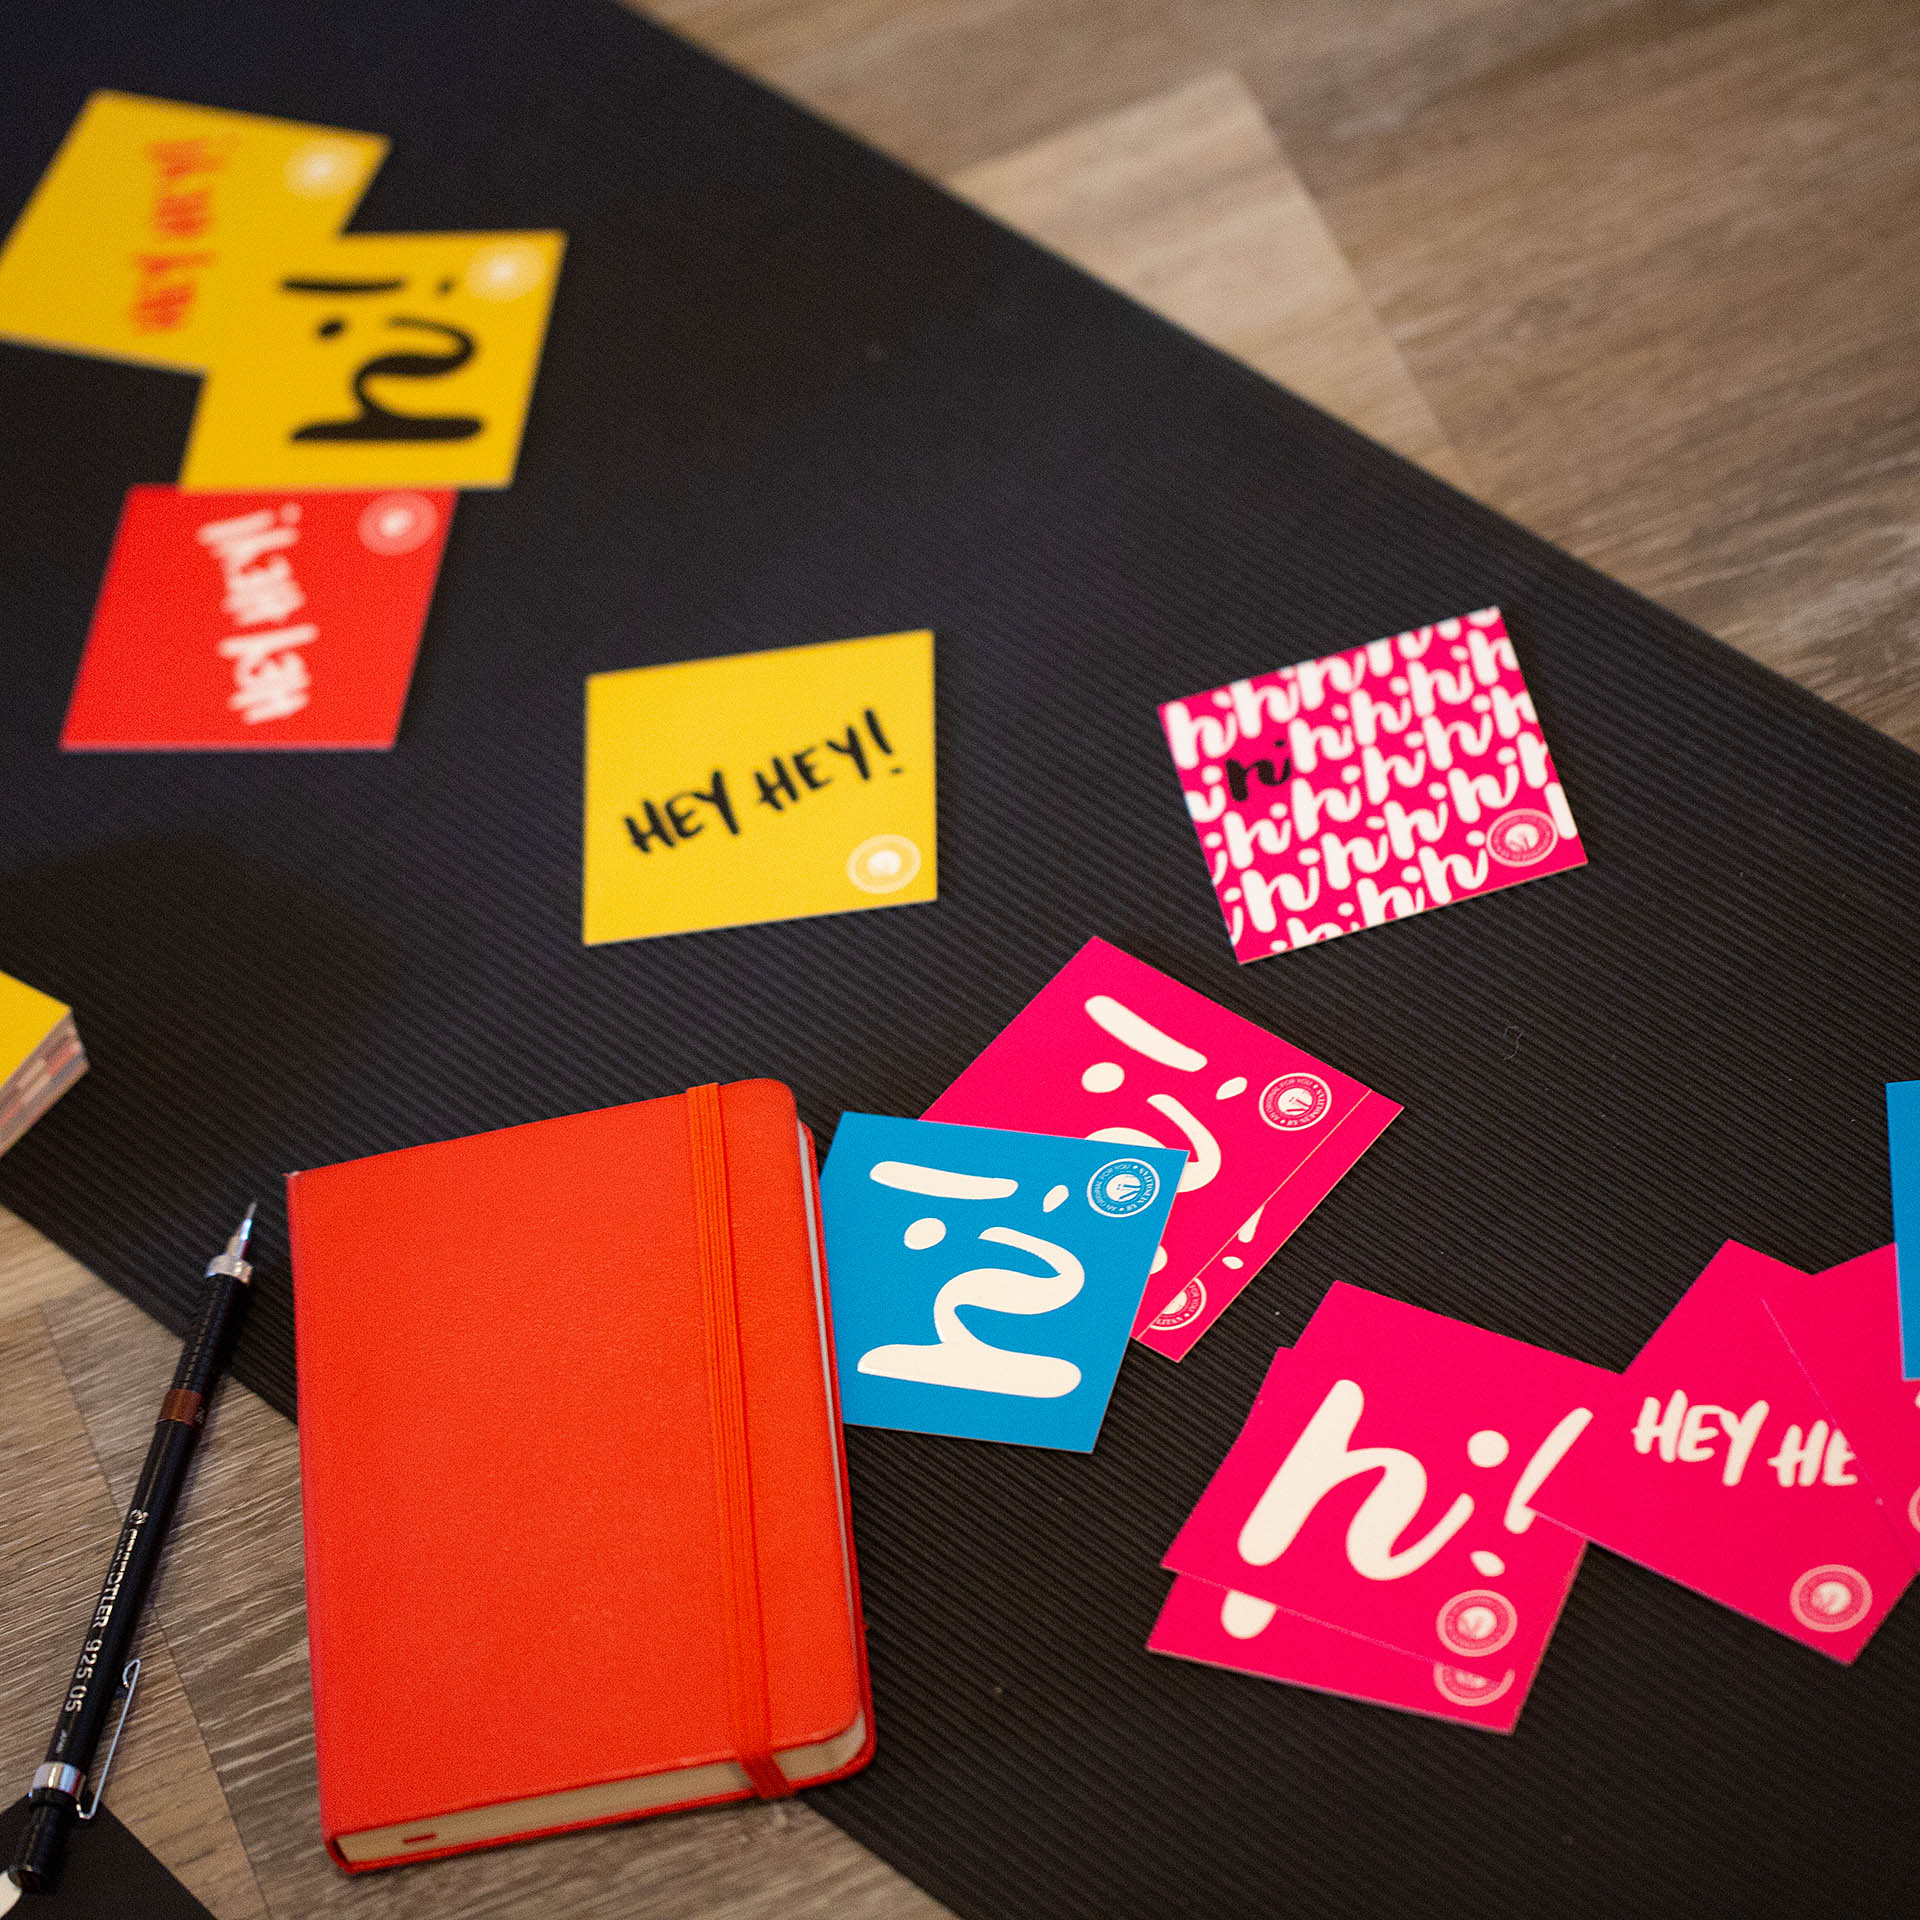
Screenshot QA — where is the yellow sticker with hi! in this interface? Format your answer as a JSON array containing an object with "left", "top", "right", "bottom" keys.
[
  {"left": 179, "top": 230, "right": 566, "bottom": 491},
  {"left": 583, "top": 630, "right": 938, "bottom": 946},
  {"left": 0, "top": 91, "right": 386, "bottom": 372}
]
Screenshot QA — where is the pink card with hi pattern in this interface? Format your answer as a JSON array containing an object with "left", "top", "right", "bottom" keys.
[
  {"left": 1533, "top": 1243, "right": 1915, "bottom": 1660},
  {"left": 1765, "top": 1247, "right": 1920, "bottom": 1574},
  {"left": 924, "top": 939, "right": 1399, "bottom": 1358},
  {"left": 1160, "top": 608, "right": 1585, "bottom": 963},
  {"left": 1163, "top": 1287, "right": 1599, "bottom": 1691},
  {"left": 1149, "top": 1574, "right": 1528, "bottom": 1732}
]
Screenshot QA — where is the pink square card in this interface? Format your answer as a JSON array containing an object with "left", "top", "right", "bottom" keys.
[
  {"left": 1149, "top": 1574, "right": 1528, "bottom": 1732},
  {"left": 925, "top": 938, "right": 1399, "bottom": 1359},
  {"left": 1533, "top": 1243, "right": 1915, "bottom": 1660},
  {"left": 1765, "top": 1247, "right": 1920, "bottom": 1574},
  {"left": 1160, "top": 608, "right": 1585, "bottom": 964},
  {"left": 1163, "top": 1285, "right": 1600, "bottom": 1690}
]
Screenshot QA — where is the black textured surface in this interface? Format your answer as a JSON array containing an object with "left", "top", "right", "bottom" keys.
[
  {"left": 4, "top": 3, "right": 1920, "bottom": 1915},
  {"left": 0, "top": 1799, "right": 214, "bottom": 1917}
]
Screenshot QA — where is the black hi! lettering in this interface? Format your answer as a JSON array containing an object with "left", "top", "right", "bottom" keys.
[
  {"left": 281, "top": 275, "right": 484, "bottom": 444},
  {"left": 1224, "top": 756, "right": 1290, "bottom": 802}
]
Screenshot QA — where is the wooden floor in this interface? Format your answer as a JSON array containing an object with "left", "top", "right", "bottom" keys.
[{"left": 4, "top": 1, "right": 1916, "bottom": 1914}]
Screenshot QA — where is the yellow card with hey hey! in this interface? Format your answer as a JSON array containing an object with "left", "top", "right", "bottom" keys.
[
  {"left": 179, "top": 229, "right": 566, "bottom": 491},
  {"left": 583, "top": 630, "right": 938, "bottom": 946},
  {"left": 0, "top": 91, "right": 386, "bottom": 372}
]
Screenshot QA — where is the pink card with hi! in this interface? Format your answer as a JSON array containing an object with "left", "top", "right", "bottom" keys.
[
  {"left": 1159, "top": 608, "right": 1585, "bottom": 964},
  {"left": 1148, "top": 1574, "right": 1527, "bottom": 1732},
  {"left": 1163, "top": 1286, "right": 1599, "bottom": 1690},
  {"left": 1764, "top": 1247, "right": 1920, "bottom": 1574},
  {"left": 1532, "top": 1242, "right": 1915, "bottom": 1660},
  {"left": 924, "top": 938, "right": 1399, "bottom": 1358}
]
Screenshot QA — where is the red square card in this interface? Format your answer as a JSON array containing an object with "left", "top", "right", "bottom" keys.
[{"left": 61, "top": 485, "right": 453, "bottom": 750}]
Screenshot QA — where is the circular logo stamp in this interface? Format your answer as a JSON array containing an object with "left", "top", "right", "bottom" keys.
[
  {"left": 1258, "top": 1072, "right": 1331, "bottom": 1131},
  {"left": 1908, "top": 1485, "right": 1920, "bottom": 1534},
  {"left": 846, "top": 834, "right": 922, "bottom": 894},
  {"left": 1148, "top": 1277, "right": 1206, "bottom": 1332},
  {"left": 284, "top": 141, "right": 359, "bottom": 197},
  {"left": 1486, "top": 807, "right": 1558, "bottom": 867},
  {"left": 1432, "top": 1664, "right": 1515, "bottom": 1709},
  {"left": 1088, "top": 1158, "right": 1160, "bottom": 1218},
  {"left": 466, "top": 242, "right": 547, "bottom": 301},
  {"left": 1789, "top": 1564, "right": 1872, "bottom": 1633},
  {"left": 1436, "top": 1589, "right": 1517, "bottom": 1658},
  {"left": 357, "top": 491, "right": 441, "bottom": 557}
]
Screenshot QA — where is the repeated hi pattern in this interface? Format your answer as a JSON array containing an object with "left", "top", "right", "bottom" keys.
[{"left": 1160, "top": 609, "right": 1585, "bottom": 964}]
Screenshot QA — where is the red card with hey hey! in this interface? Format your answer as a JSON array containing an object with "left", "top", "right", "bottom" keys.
[{"left": 62, "top": 484, "right": 453, "bottom": 750}]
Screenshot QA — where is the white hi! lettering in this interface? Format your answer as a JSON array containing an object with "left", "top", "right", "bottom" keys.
[{"left": 1237, "top": 1380, "right": 1473, "bottom": 1581}]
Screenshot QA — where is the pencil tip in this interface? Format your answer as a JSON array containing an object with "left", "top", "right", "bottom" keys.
[{"left": 233, "top": 1204, "right": 257, "bottom": 1253}]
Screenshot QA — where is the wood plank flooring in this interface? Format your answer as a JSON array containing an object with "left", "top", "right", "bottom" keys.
[
  {"left": 3, "top": 1267, "right": 950, "bottom": 1920},
  {"left": 644, "top": 0, "right": 1920, "bottom": 747},
  {"left": 4, "top": 0, "right": 1916, "bottom": 1913}
]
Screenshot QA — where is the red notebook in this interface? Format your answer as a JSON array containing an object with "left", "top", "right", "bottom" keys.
[{"left": 287, "top": 1079, "right": 874, "bottom": 1871}]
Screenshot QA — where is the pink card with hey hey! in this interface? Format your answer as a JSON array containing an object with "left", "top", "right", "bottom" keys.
[
  {"left": 1159, "top": 608, "right": 1585, "bottom": 964},
  {"left": 1163, "top": 1287, "right": 1601, "bottom": 1696},
  {"left": 1149, "top": 1574, "right": 1528, "bottom": 1732},
  {"left": 1765, "top": 1247, "right": 1920, "bottom": 1574},
  {"left": 924, "top": 938, "right": 1399, "bottom": 1358},
  {"left": 1533, "top": 1243, "right": 1915, "bottom": 1661}
]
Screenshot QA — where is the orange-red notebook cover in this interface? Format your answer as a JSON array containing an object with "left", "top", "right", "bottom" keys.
[{"left": 287, "top": 1079, "right": 874, "bottom": 1871}]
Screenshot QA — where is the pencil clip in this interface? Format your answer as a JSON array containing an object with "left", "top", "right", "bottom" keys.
[{"left": 76, "top": 1659, "right": 140, "bottom": 1821}]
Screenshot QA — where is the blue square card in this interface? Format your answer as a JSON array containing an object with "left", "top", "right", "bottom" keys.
[
  {"left": 1890, "top": 1080, "right": 1920, "bottom": 1378},
  {"left": 821, "top": 1114, "right": 1185, "bottom": 1450}
]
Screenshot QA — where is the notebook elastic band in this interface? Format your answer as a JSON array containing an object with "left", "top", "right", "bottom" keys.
[{"left": 686, "top": 1082, "right": 791, "bottom": 1800}]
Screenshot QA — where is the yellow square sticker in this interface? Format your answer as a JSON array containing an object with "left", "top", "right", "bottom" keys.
[
  {"left": 0, "top": 91, "right": 386, "bottom": 372},
  {"left": 0, "top": 969, "right": 69, "bottom": 1085},
  {"left": 178, "top": 230, "right": 565, "bottom": 490},
  {"left": 583, "top": 630, "right": 937, "bottom": 945}
]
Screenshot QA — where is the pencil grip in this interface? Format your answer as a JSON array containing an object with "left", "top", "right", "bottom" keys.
[{"left": 12, "top": 1796, "right": 75, "bottom": 1895}]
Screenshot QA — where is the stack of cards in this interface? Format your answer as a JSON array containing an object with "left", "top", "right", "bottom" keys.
[
  {"left": 0, "top": 969, "right": 87, "bottom": 1159},
  {"left": 926, "top": 939, "right": 1399, "bottom": 1358},
  {"left": 1153, "top": 1243, "right": 1920, "bottom": 1732},
  {"left": 820, "top": 1113, "right": 1183, "bottom": 1452},
  {"left": 1154, "top": 1286, "right": 1606, "bottom": 1732},
  {"left": 1534, "top": 1242, "right": 1917, "bottom": 1660},
  {"left": 0, "top": 91, "right": 568, "bottom": 751},
  {"left": 1160, "top": 609, "right": 1585, "bottom": 964}
]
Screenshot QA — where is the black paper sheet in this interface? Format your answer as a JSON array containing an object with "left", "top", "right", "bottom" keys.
[
  {"left": 0, "top": 1801, "right": 213, "bottom": 1918},
  {"left": 3, "top": 3, "right": 1919, "bottom": 1914}
]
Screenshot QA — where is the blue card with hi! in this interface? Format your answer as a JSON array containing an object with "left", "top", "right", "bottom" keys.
[
  {"left": 1889, "top": 1081, "right": 1920, "bottom": 1378},
  {"left": 821, "top": 1113, "right": 1185, "bottom": 1450}
]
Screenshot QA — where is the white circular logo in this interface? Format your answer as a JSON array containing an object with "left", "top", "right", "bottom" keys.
[
  {"left": 1436, "top": 1589, "right": 1516, "bottom": 1657},
  {"left": 1908, "top": 1485, "right": 1920, "bottom": 1534},
  {"left": 1148, "top": 1278, "right": 1205, "bottom": 1332},
  {"left": 1432, "top": 1664, "right": 1515, "bottom": 1709},
  {"left": 1789, "top": 1564, "right": 1871, "bottom": 1633},
  {"left": 357, "top": 491, "right": 440, "bottom": 556},
  {"left": 846, "top": 834, "right": 922, "bottom": 893},
  {"left": 1486, "top": 807, "right": 1558, "bottom": 866},
  {"left": 466, "top": 243, "right": 546, "bottom": 301},
  {"left": 1088, "top": 1158, "right": 1160, "bottom": 1218},
  {"left": 1258, "top": 1072, "right": 1331, "bottom": 1131}
]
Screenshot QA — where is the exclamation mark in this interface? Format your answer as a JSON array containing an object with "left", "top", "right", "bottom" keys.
[{"left": 866, "top": 709, "right": 902, "bottom": 773}]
